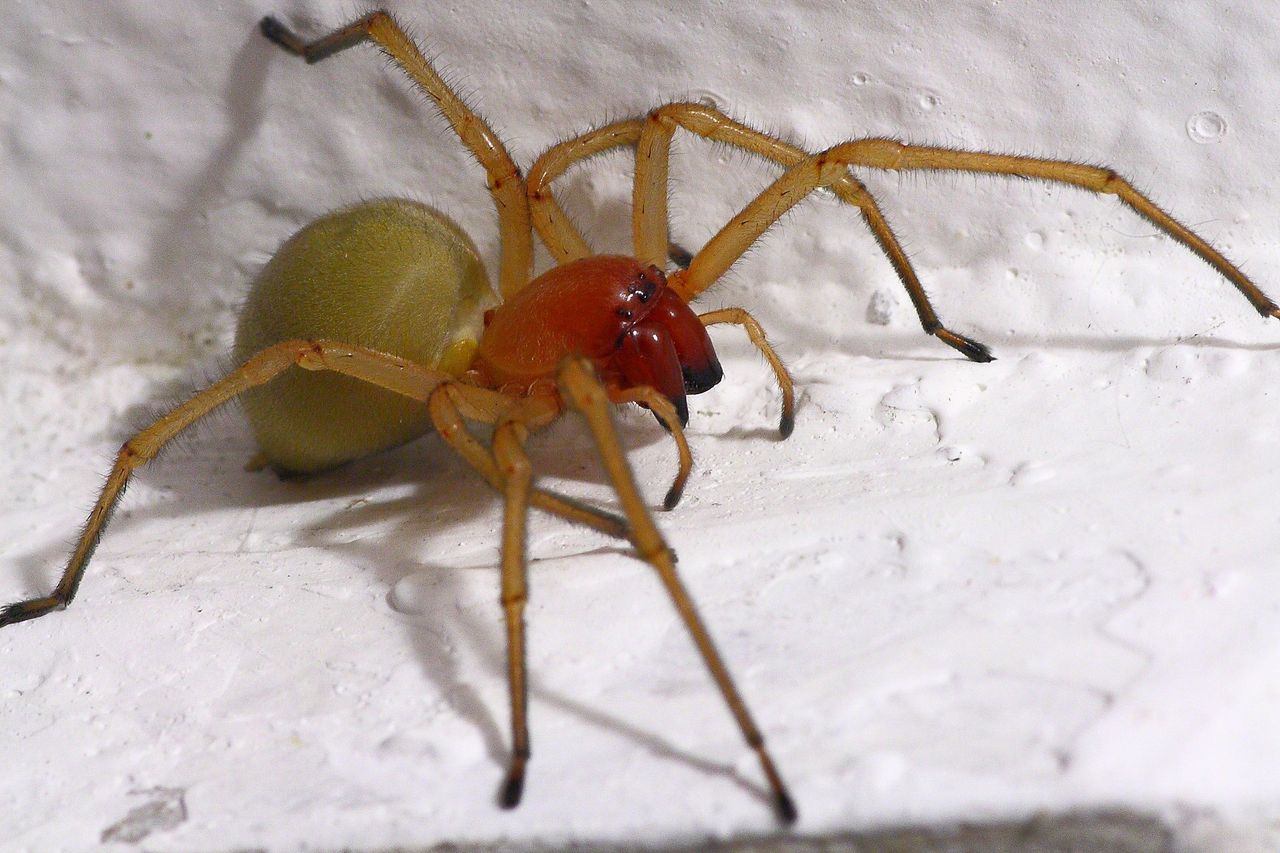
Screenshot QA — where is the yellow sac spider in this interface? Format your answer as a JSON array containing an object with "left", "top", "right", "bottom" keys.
[{"left": 4, "top": 10, "right": 1277, "bottom": 826}]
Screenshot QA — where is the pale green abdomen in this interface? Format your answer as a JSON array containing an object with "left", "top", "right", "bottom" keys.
[{"left": 234, "top": 199, "right": 493, "bottom": 474}]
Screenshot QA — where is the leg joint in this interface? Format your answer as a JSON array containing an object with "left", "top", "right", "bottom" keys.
[
  {"left": 295, "top": 341, "right": 327, "bottom": 370},
  {"left": 637, "top": 543, "right": 676, "bottom": 565},
  {"left": 499, "top": 458, "right": 530, "bottom": 478},
  {"left": 489, "top": 163, "right": 524, "bottom": 192},
  {"left": 1100, "top": 169, "right": 1126, "bottom": 194},
  {"left": 647, "top": 107, "right": 679, "bottom": 130}
]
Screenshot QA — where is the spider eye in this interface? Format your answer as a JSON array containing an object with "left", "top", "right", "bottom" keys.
[
  {"left": 629, "top": 265, "right": 667, "bottom": 303},
  {"left": 616, "top": 307, "right": 634, "bottom": 320}
]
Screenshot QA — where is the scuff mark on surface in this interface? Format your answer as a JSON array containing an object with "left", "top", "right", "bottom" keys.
[{"left": 100, "top": 786, "right": 187, "bottom": 845}]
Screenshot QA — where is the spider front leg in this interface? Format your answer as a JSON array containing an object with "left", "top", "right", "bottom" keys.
[
  {"left": 526, "top": 107, "right": 992, "bottom": 361},
  {"left": 557, "top": 358, "right": 798, "bottom": 825},
  {"left": 633, "top": 105, "right": 990, "bottom": 360},
  {"left": 680, "top": 138, "right": 1280, "bottom": 346}
]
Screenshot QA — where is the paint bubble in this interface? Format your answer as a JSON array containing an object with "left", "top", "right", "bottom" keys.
[
  {"left": 1186, "top": 111, "right": 1227, "bottom": 144},
  {"left": 388, "top": 571, "right": 433, "bottom": 615},
  {"left": 918, "top": 92, "right": 938, "bottom": 111},
  {"left": 852, "top": 72, "right": 869, "bottom": 86}
]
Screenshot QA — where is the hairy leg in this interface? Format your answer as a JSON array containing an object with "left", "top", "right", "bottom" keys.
[
  {"left": 557, "top": 358, "right": 797, "bottom": 825},
  {"left": 261, "top": 11, "right": 533, "bottom": 299},
  {"left": 677, "top": 138, "right": 1278, "bottom": 355},
  {"left": 2, "top": 340, "right": 460, "bottom": 627},
  {"left": 526, "top": 105, "right": 991, "bottom": 359},
  {"left": 427, "top": 382, "right": 630, "bottom": 538}
]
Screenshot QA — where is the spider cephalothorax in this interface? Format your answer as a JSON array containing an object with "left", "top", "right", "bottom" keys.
[
  {"left": 4, "top": 7, "right": 1276, "bottom": 827},
  {"left": 475, "top": 255, "right": 722, "bottom": 424}
]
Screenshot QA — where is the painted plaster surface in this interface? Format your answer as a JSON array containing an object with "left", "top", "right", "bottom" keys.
[{"left": 2, "top": 2, "right": 1279, "bottom": 850}]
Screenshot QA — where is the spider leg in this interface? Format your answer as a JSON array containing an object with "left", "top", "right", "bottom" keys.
[
  {"left": 427, "top": 383, "right": 630, "bottom": 538},
  {"left": 0, "top": 340, "right": 456, "bottom": 628},
  {"left": 698, "top": 308, "right": 796, "bottom": 438},
  {"left": 489, "top": 413, "right": 538, "bottom": 807},
  {"left": 260, "top": 11, "right": 533, "bottom": 299},
  {"left": 682, "top": 138, "right": 1280, "bottom": 347},
  {"left": 557, "top": 357, "right": 797, "bottom": 825},
  {"left": 637, "top": 105, "right": 998, "bottom": 358},
  {"left": 0, "top": 342, "right": 621, "bottom": 629},
  {"left": 434, "top": 383, "right": 696, "bottom": 805},
  {"left": 528, "top": 119, "right": 641, "bottom": 263},
  {"left": 527, "top": 106, "right": 991, "bottom": 361},
  {"left": 634, "top": 106, "right": 1003, "bottom": 358},
  {"left": 605, "top": 385, "right": 693, "bottom": 510},
  {"left": 523, "top": 120, "right": 704, "bottom": 273}
]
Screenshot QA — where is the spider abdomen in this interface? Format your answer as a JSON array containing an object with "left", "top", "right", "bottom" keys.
[
  {"left": 234, "top": 198, "right": 494, "bottom": 473},
  {"left": 475, "top": 255, "right": 721, "bottom": 422}
]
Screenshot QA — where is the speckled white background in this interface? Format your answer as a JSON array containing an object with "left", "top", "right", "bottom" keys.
[{"left": 3, "top": 1, "right": 1280, "bottom": 850}]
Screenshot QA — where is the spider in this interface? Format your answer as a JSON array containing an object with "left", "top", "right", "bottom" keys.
[{"left": 3, "top": 10, "right": 1276, "bottom": 826}]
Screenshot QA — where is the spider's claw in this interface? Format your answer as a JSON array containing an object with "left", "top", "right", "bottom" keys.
[
  {"left": 935, "top": 328, "right": 995, "bottom": 363},
  {"left": 499, "top": 758, "right": 527, "bottom": 809},
  {"left": 1266, "top": 305, "right": 1280, "bottom": 321}
]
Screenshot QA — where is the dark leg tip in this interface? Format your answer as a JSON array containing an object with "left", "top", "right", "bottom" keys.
[
  {"left": 965, "top": 344, "right": 996, "bottom": 363},
  {"left": 935, "top": 328, "right": 995, "bottom": 363},
  {"left": 779, "top": 410, "right": 795, "bottom": 440},
  {"left": 0, "top": 604, "right": 24, "bottom": 629},
  {"left": 663, "top": 482, "right": 685, "bottom": 511},
  {"left": 775, "top": 790, "right": 799, "bottom": 825},
  {"left": 499, "top": 766, "right": 525, "bottom": 809},
  {"left": 259, "top": 16, "right": 306, "bottom": 57},
  {"left": 955, "top": 336, "right": 995, "bottom": 363},
  {"left": 259, "top": 16, "right": 287, "bottom": 41},
  {"left": 0, "top": 597, "right": 64, "bottom": 628}
]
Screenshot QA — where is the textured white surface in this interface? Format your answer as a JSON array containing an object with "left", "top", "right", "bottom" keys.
[{"left": 3, "top": 1, "right": 1280, "bottom": 850}]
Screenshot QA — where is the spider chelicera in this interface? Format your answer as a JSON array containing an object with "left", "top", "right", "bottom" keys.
[{"left": 3, "top": 10, "right": 1276, "bottom": 825}]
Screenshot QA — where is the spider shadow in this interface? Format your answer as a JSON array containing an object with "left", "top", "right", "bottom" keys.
[
  {"left": 144, "top": 28, "right": 275, "bottom": 291},
  {"left": 280, "top": 420, "right": 773, "bottom": 804},
  {"left": 368, "top": 544, "right": 772, "bottom": 809},
  {"left": 756, "top": 301, "right": 1280, "bottom": 362},
  {"left": 11, "top": 394, "right": 769, "bottom": 802}
]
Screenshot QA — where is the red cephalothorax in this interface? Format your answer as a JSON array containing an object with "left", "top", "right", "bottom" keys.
[{"left": 475, "top": 255, "right": 721, "bottom": 424}]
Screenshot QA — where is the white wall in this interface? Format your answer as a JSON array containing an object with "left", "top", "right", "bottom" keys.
[{"left": 3, "top": 2, "right": 1279, "bottom": 849}]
